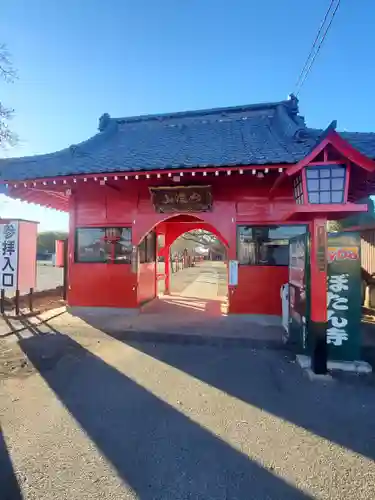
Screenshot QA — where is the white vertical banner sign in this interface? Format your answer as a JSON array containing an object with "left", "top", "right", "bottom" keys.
[
  {"left": 0, "top": 221, "right": 19, "bottom": 289},
  {"left": 228, "top": 260, "right": 238, "bottom": 286}
]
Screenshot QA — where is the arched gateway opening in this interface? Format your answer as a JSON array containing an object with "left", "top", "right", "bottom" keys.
[{"left": 136, "top": 214, "right": 229, "bottom": 316}]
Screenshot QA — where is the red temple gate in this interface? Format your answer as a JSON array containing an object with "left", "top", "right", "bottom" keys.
[{"left": 1, "top": 97, "right": 375, "bottom": 372}]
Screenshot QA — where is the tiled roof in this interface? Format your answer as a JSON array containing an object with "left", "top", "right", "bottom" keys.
[
  {"left": 1, "top": 96, "right": 375, "bottom": 181},
  {"left": 340, "top": 131, "right": 375, "bottom": 160}
]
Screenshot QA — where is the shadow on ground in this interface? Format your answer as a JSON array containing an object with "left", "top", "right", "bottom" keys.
[
  {"left": 67, "top": 300, "right": 284, "bottom": 347},
  {"left": 122, "top": 340, "right": 375, "bottom": 462},
  {"left": 15, "top": 313, "right": 375, "bottom": 463},
  {"left": 0, "top": 310, "right": 66, "bottom": 339},
  {"left": 17, "top": 328, "right": 311, "bottom": 499},
  {"left": 0, "top": 430, "right": 23, "bottom": 500},
  {"left": 360, "top": 317, "right": 375, "bottom": 367},
  {"left": 4, "top": 311, "right": 374, "bottom": 498}
]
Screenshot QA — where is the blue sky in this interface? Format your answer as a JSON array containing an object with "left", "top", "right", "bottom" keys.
[{"left": 1, "top": 0, "right": 374, "bottom": 231}]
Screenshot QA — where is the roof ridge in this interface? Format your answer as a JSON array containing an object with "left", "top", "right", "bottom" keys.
[
  {"left": 340, "top": 130, "right": 375, "bottom": 136},
  {"left": 98, "top": 97, "right": 298, "bottom": 130}
]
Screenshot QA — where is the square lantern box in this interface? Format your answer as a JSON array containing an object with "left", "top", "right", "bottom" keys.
[
  {"left": 0, "top": 219, "right": 38, "bottom": 293},
  {"left": 306, "top": 165, "right": 346, "bottom": 204},
  {"left": 293, "top": 164, "right": 347, "bottom": 206}
]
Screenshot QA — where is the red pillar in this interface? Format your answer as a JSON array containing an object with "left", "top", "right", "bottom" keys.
[
  {"left": 165, "top": 246, "right": 170, "bottom": 295},
  {"left": 55, "top": 239, "right": 65, "bottom": 268},
  {"left": 164, "top": 225, "right": 179, "bottom": 296},
  {"left": 66, "top": 193, "right": 76, "bottom": 305},
  {"left": 310, "top": 218, "right": 328, "bottom": 374}
]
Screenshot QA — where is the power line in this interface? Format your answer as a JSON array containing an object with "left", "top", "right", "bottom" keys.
[
  {"left": 294, "top": 0, "right": 342, "bottom": 95},
  {"left": 296, "top": 0, "right": 341, "bottom": 94},
  {"left": 294, "top": 0, "right": 337, "bottom": 91}
]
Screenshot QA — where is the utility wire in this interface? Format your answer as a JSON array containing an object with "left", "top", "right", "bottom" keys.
[
  {"left": 294, "top": 0, "right": 336, "bottom": 91},
  {"left": 294, "top": 0, "right": 341, "bottom": 95},
  {"left": 296, "top": 0, "right": 341, "bottom": 94}
]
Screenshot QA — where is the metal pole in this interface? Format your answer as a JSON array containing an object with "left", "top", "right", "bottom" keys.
[
  {"left": 29, "top": 288, "right": 33, "bottom": 312},
  {"left": 15, "top": 289, "right": 20, "bottom": 316},
  {"left": 1, "top": 289, "right": 4, "bottom": 314}
]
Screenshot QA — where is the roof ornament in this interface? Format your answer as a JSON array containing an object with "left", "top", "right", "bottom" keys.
[
  {"left": 69, "top": 144, "right": 78, "bottom": 156},
  {"left": 287, "top": 93, "right": 299, "bottom": 115},
  {"left": 314, "top": 120, "right": 337, "bottom": 144},
  {"left": 98, "top": 113, "right": 111, "bottom": 132},
  {"left": 69, "top": 144, "right": 91, "bottom": 158},
  {"left": 294, "top": 128, "right": 311, "bottom": 142}
]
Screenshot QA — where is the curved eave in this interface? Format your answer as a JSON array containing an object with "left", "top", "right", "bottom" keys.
[
  {"left": 0, "top": 158, "right": 296, "bottom": 185},
  {"left": 2, "top": 186, "right": 69, "bottom": 212},
  {"left": 0, "top": 125, "right": 115, "bottom": 182},
  {"left": 0, "top": 164, "right": 284, "bottom": 212},
  {"left": 0, "top": 164, "right": 287, "bottom": 186}
]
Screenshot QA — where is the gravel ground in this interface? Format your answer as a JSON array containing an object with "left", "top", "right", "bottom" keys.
[{"left": 1, "top": 326, "right": 375, "bottom": 500}]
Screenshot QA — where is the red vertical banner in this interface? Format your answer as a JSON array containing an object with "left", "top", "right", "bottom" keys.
[
  {"left": 310, "top": 219, "right": 327, "bottom": 323},
  {"left": 309, "top": 218, "right": 328, "bottom": 373}
]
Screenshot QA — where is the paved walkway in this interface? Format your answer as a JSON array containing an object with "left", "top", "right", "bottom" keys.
[
  {"left": 150, "top": 261, "right": 228, "bottom": 316},
  {"left": 170, "top": 260, "right": 228, "bottom": 297}
]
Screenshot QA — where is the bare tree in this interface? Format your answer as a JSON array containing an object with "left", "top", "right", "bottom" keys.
[
  {"left": 176, "top": 230, "right": 225, "bottom": 256},
  {"left": 180, "top": 229, "right": 219, "bottom": 248},
  {"left": 0, "top": 44, "right": 17, "bottom": 147},
  {"left": 327, "top": 220, "right": 342, "bottom": 233}
]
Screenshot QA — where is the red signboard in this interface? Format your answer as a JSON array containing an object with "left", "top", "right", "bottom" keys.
[{"left": 327, "top": 247, "right": 359, "bottom": 262}]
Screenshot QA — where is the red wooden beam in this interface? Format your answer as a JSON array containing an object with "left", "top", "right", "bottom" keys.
[
  {"left": 28, "top": 187, "right": 69, "bottom": 202},
  {"left": 269, "top": 171, "right": 287, "bottom": 196},
  {"left": 283, "top": 203, "right": 368, "bottom": 221},
  {"left": 328, "top": 130, "right": 375, "bottom": 172},
  {"left": 340, "top": 224, "right": 375, "bottom": 232},
  {"left": 286, "top": 137, "right": 331, "bottom": 177}
]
